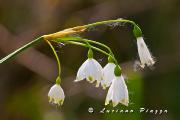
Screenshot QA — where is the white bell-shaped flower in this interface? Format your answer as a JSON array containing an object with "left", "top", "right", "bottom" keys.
[
  {"left": 105, "top": 75, "right": 129, "bottom": 107},
  {"left": 101, "top": 63, "right": 116, "bottom": 89},
  {"left": 48, "top": 84, "right": 65, "bottom": 106},
  {"left": 75, "top": 58, "right": 103, "bottom": 87},
  {"left": 137, "top": 37, "right": 155, "bottom": 68}
]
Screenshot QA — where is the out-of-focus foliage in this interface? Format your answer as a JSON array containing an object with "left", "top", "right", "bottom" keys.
[{"left": 0, "top": 0, "right": 180, "bottom": 120}]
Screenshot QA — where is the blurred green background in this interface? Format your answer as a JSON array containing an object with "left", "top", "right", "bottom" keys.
[{"left": 0, "top": 0, "right": 180, "bottom": 120}]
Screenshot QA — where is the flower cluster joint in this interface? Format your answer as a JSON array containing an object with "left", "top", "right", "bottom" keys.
[{"left": 43, "top": 26, "right": 86, "bottom": 41}]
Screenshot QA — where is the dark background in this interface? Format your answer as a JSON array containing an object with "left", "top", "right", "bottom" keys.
[{"left": 0, "top": 0, "right": 180, "bottom": 120}]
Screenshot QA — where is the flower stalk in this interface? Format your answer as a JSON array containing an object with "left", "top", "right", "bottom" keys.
[
  {"left": 59, "top": 40, "right": 118, "bottom": 64},
  {"left": 84, "top": 19, "right": 136, "bottom": 28},
  {"left": 0, "top": 19, "right": 141, "bottom": 64},
  {"left": 54, "top": 37, "right": 114, "bottom": 55},
  {"left": 45, "top": 40, "right": 61, "bottom": 78}
]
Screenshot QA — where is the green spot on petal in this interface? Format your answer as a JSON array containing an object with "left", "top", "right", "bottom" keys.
[{"left": 88, "top": 76, "right": 93, "bottom": 81}]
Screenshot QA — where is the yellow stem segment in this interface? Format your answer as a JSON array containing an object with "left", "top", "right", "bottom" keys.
[{"left": 43, "top": 26, "right": 86, "bottom": 40}]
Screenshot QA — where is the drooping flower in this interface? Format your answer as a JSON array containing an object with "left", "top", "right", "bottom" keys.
[
  {"left": 137, "top": 37, "right": 155, "bottom": 68},
  {"left": 105, "top": 75, "right": 129, "bottom": 107},
  {"left": 48, "top": 84, "right": 65, "bottom": 106},
  {"left": 101, "top": 63, "right": 116, "bottom": 89},
  {"left": 75, "top": 58, "right": 103, "bottom": 87}
]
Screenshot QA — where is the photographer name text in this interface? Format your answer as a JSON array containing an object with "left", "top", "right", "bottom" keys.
[{"left": 88, "top": 107, "right": 168, "bottom": 115}]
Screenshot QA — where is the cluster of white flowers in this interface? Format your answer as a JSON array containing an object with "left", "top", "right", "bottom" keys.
[
  {"left": 0, "top": 18, "right": 155, "bottom": 108},
  {"left": 74, "top": 57, "right": 129, "bottom": 107},
  {"left": 47, "top": 35, "right": 155, "bottom": 107},
  {"left": 48, "top": 57, "right": 129, "bottom": 107},
  {"left": 47, "top": 25, "right": 155, "bottom": 107}
]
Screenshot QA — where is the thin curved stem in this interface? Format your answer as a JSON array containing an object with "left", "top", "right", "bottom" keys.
[
  {"left": 84, "top": 19, "right": 135, "bottom": 28},
  {"left": 53, "top": 37, "right": 113, "bottom": 55},
  {"left": 45, "top": 40, "right": 61, "bottom": 78},
  {"left": 81, "top": 39, "right": 113, "bottom": 54},
  {"left": 59, "top": 40, "right": 118, "bottom": 64},
  {"left": 0, "top": 19, "right": 140, "bottom": 65}
]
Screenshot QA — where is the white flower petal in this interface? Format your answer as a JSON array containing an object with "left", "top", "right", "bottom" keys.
[
  {"left": 48, "top": 84, "right": 65, "bottom": 106},
  {"left": 105, "top": 75, "right": 129, "bottom": 107},
  {"left": 137, "top": 37, "right": 155, "bottom": 68},
  {"left": 101, "top": 63, "right": 116, "bottom": 89},
  {"left": 113, "top": 76, "right": 129, "bottom": 106},
  {"left": 75, "top": 58, "right": 103, "bottom": 87},
  {"left": 75, "top": 59, "right": 89, "bottom": 82},
  {"left": 105, "top": 82, "right": 114, "bottom": 105}
]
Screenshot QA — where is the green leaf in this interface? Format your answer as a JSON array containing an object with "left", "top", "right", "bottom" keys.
[{"left": 0, "top": 36, "right": 43, "bottom": 64}]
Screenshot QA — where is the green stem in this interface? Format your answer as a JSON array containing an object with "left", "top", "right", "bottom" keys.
[
  {"left": 79, "top": 38, "right": 113, "bottom": 54},
  {"left": 0, "top": 36, "right": 43, "bottom": 64},
  {"left": 84, "top": 19, "right": 136, "bottom": 28},
  {"left": 54, "top": 37, "right": 113, "bottom": 55},
  {"left": 0, "top": 19, "right": 140, "bottom": 64},
  {"left": 54, "top": 37, "right": 116, "bottom": 63},
  {"left": 46, "top": 40, "right": 61, "bottom": 78},
  {"left": 60, "top": 40, "right": 118, "bottom": 64}
]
